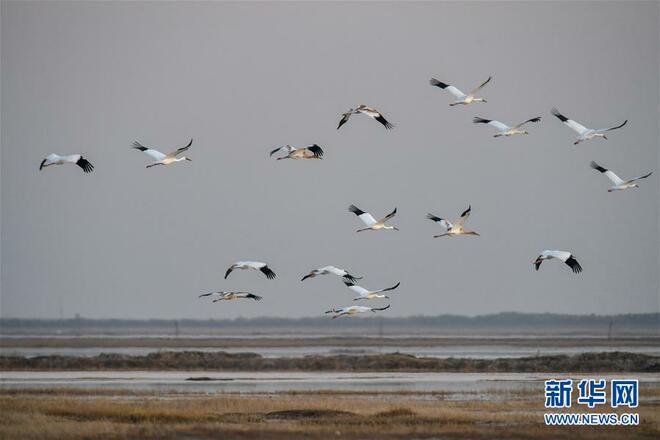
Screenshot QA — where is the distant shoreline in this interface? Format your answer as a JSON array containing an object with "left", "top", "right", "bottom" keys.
[
  {"left": 2, "top": 336, "right": 659, "bottom": 349},
  {"left": 2, "top": 351, "right": 658, "bottom": 373}
]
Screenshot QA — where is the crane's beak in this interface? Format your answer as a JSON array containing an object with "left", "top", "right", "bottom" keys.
[{"left": 186, "top": 157, "right": 192, "bottom": 161}]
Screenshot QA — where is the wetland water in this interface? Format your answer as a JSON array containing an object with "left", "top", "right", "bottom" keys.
[{"left": 1, "top": 371, "right": 658, "bottom": 394}]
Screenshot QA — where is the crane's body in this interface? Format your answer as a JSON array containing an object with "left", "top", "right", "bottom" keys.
[
  {"left": 132, "top": 139, "right": 193, "bottom": 168},
  {"left": 427, "top": 206, "right": 479, "bottom": 238},
  {"left": 430, "top": 76, "right": 491, "bottom": 106}
]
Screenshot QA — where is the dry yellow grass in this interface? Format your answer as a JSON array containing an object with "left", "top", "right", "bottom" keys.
[{"left": 0, "top": 388, "right": 658, "bottom": 439}]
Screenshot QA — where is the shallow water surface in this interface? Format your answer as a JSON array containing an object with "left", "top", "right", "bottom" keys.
[{"left": 1, "top": 371, "right": 657, "bottom": 394}]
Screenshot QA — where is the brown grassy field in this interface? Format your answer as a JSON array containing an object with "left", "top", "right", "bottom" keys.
[
  {"left": 2, "top": 351, "right": 658, "bottom": 372},
  {"left": 1, "top": 387, "right": 658, "bottom": 439}
]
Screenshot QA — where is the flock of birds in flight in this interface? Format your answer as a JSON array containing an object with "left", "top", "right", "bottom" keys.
[{"left": 39, "top": 75, "right": 653, "bottom": 318}]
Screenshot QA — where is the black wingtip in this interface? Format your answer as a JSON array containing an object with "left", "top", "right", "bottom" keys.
[
  {"left": 551, "top": 107, "right": 568, "bottom": 122},
  {"left": 348, "top": 204, "right": 365, "bottom": 216},
  {"left": 473, "top": 117, "right": 490, "bottom": 124},
  {"left": 132, "top": 141, "right": 148, "bottom": 151},
  {"left": 566, "top": 256, "right": 582, "bottom": 274},
  {"left": 590, "top": 161, "right": 607, "bottom": 173},
  {"left": 343, "top": 274, "right": 359, "bottom": 283},
  {"left": 76, "top": 157, "right": 94, "bottom": 173},
  {"left": 261, "top": 266, "right": 276, "bottom": 280},
  {"left": 429, "top": 78, "right": 448, "bottom": 89},
  {"left": 307, "top": 145, "right": 324, "bottom": 158}
]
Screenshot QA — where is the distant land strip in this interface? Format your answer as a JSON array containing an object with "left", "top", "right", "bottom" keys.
[
  {"left": 1, "top": 336, "right": 659, "bottom": 349},
  {"left": 1, "top": 351, "right": 658, "bottom": 373}
]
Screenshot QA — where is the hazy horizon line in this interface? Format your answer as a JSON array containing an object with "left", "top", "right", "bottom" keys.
[{"left": 2, "top": 311, "right": 658, "bottom": 322}]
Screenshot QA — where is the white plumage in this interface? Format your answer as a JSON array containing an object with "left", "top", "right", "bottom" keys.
[
  {"left": 429, "top": 76, "right": 491, "bottom": 106},
  {"left": 325, "top": 304, "right": 391, "bottom": 319},
  {"left": 225, "top": 261, "right": 276, "bottom": 280},
  {"left": 551, "top": 108, "right": 627, "bottom": 145},
  {"left": 473, "top": 116, "right": 541, "bottom": 137},
  {"left": 533, "top": 250, "right": 582, "bottom": 274},
  {"left": 301, "top": 266, "right": 362, "bottom": 283},
  {"left": 590, "top": 161, "right": 652, "bottom": 192},
  {"left": 39, "top": 154, "right": 94, "bottom": 173},
  {"left": 343, "top": 280, "right": 400, "bottom": 301},
  {"left": 132, "top": 139, "right": 193, "bottom": 168},
  {"left": 348, "top": 204, "right": 399, "bottom": 232},
  {"left": 337, "top": 105, "right": 394, "bottom": 130},
  {"left": 199, "top": 291, "right": 263, "bottom": 302},
  {"left": 427, "top": 206, "right": 479, "bottom": 238}
]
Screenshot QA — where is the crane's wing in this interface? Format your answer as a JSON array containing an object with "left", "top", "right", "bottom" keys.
[
  {"left": 373, "top": 113, "right": 394, "bottom": 130},
  {"left": 426, "top": 213, "right": 453, "bottom": 230},
  {"left": 564, "top": 255, "right": 582, "bottom": 274},
  {"left": 199, "top": 292, "right": 218, "bottom": 298},
  {"left": 468, "top": 76, "right": 492, "bottom": 96},
  {"left": 551, "top": 108, "right": 589, "bottom": 135},
  {"left": 305, "top": 145, "right": 324, "bottom": 158},
  {"left": 546, "top": 250, "right": 572, "bottom": 261},
  {"left": 473, "top": 117, "right": 510, "bottom": 132},
  {"left": 377, "top": 208, "right": 397, "bottom": 224},
  {"left": 167, "top": 138, "right": 193, "bottom": 157},
  {"left": 626, "top": 171, "right": 653, "bottom": 184},
  {"left": 270, "top": 145, "right": 295, "bottom": 157},
  {"left": 337, "top": 112, "right": 352, "bottom": 129},
  {"left": 349, "top": 205, "right": 377, "bottom": 226},
  {"left": 590, "top": 161, "right": 624, "bottom": 186},
  {"left": 429, "top": 78, "right": 466, "bottom": 99},
  {"left": 512, "top": 116, "right": 541, "bottom": 130},
  {"left": 259, "top": 265, "right": 276, "bottom": 280},
  {"left": 454, "top": 205, "right": 472, "bottom": 227},
  {"left": 133, "top": 141, "right": 167, "bottom": 161},
  {"left": 343, "top": 280, "right": 370, "bottom": 296},
  {"left": 75, "top": 156, "right": 94, "bottom": 173},
  {"left": 598, "top": 120, "right": 627, "bottom": 133},
  {"left": 375, "top": 282, "right": 400, "bottom": 294}
]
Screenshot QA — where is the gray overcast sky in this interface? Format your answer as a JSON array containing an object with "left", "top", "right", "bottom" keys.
[{"left": 1, "top": 1, "right": 658, "bottom": 319}]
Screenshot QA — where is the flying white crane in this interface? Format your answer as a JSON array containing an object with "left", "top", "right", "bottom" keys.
[
  {"left": 270, "top": 144, "right": 324, "bottom": 160},
  {"left": 473, "top": 116, "right": 541, "bottom": 137},
  {"left": 301, "top": 266, "right": 362, "bottom": 283},
  {"left": 344, "top": 280, "right": 400, "bottom": 301},
  {"left": 427, "top": 206, "right": 479, "bottom": 237},
  {"left": 429, "top": 76, "right": 491, "bottom": 106},
  {"left": 225, "top": 261, "right": 276, "bottom": 280},
  {"left": 199, "top": 291, "right": 263, "bottom": 302},
  {"left": 132, "top": 139, "right": 193, "bottom": 168},
  {"left": 551, "top": 108, "right": 627, "bottom": 145},
  {"left": 348, "top": 205, "right": 399, "bottom": 232},
  {"left": 533, "top": 250, "right": 582, "bottom": 274},
  {"left": 39, "top": 154, "right": 94, "bottom": 173},
  {"left": 590, "top": 161, "right": 652, "bottom": 192},
  {"left": 337, "top": 105, "right": 394, "bottom": 130},
  {"left": 325, "top": 304, "right": 391, "bottom": 319}
]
